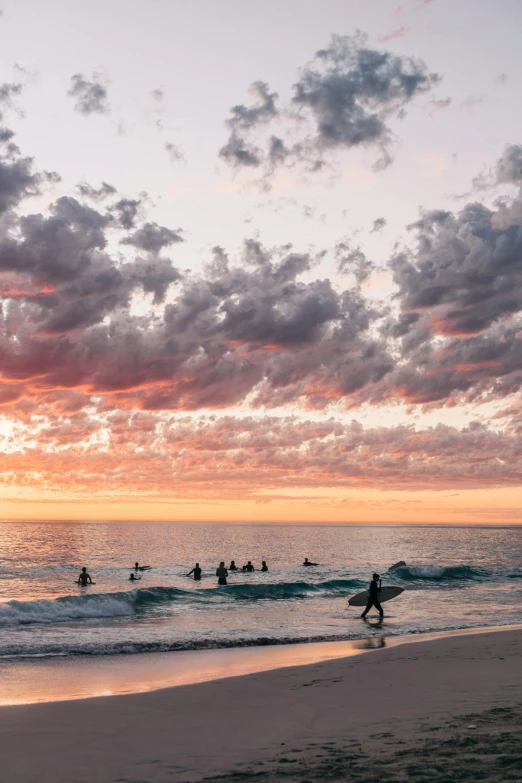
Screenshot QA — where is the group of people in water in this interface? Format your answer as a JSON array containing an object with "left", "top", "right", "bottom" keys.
[
  {"left": 188, "top": 557, "right": 320, "bottom": 585},
  {"left": 78, "top": 557, "right": 318, "bottom": 587},
  {"left": 188, "top": 560, "right": 269, "bottom": 585},
  {"left": 78, "top": 560, "right": 386, "bottom": 620}
]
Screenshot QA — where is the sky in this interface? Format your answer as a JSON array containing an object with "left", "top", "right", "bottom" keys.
[{"left": 1, "top": 0, "right": 522, "bottom": 523}]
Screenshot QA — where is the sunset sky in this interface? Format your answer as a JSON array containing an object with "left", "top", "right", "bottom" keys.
[{"left": 1, "top": 0, "right": 522, "bottom": 523}]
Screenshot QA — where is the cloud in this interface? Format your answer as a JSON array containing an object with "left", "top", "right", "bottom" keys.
[
  {"left": 226, "top": 81, "right": 278, "bottom": 131},
  {"left": 165, "top": 141, "right": 185, "bottom": 163},
  {"left": 68, "top": 73, "right": 110, "bottom": 115},
  {"left": 378, "top": 26, "right": 410, "bottom": 43},
  {"left": 219, "top": 33, "right": 440, "bottom": 179},
  {"left": 428, "top": 96, "right": 452, "bottom": 114},
  {"left": 371, "top": 216, "right": 387, "bottom": 232},
  {"left": 121, "top": 221, "right": 183, "bottom": 253},
  {"left": 335, "top": 240, "right": 375, "bottom": 283},
  {"left": 219, "top": 132, "right": 263, "bottom": 168},
  {"left": 369, "top": 147, "right": 522, "bottom": 406},
  {"left": 0, "top": 81, "right": 22, "bottom": 108},
  {"left": 459, "top": 95, "right": 483, "bottom": 112},
  {"left": 77, "top": 181, "right": 117, "bottom": 201},
  {"left": 108, "top": 197, "right": 142, "bottom": 229},
  {"left": 496, "top": 144, "right": 522, "bottom": 184},
  {"left": 4, "top": 414, "right": 522, "bottom": 500}
]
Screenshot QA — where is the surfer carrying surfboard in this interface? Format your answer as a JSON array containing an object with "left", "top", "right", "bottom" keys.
[{"left": 360, "top": 573, "right": 384, "bottom": 619}]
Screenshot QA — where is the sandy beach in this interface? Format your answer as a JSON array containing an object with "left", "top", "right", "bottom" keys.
[{"left": 1, "top": 627, "right": 521, "bottom": 782}]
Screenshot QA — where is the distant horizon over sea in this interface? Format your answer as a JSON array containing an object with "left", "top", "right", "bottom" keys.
[{"left": 2, "top": 519, "right": 522, "bottom": 527}]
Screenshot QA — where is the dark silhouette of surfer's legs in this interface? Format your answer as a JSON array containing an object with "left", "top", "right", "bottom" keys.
[{"left": 361, "top": 599, "right": 384, "bottom": 619}]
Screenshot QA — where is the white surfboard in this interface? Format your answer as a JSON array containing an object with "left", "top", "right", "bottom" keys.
[{"left": 348, "top": 585, "right": 404, "bottom": 607}]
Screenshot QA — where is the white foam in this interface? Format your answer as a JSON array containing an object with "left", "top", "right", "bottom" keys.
[{"left": 0, "top": 594, "right": 135, "bottom": 626}]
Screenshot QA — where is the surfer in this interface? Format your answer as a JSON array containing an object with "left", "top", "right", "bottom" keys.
[
  {"left": 261, "top": 560, "right": 268, "bottom": 572},
  {"left": 134, "top": 562, "right": 151, "bottom": 571},
  {"left": 78, "top": 567, "right": 92, "bottom": 586},
  {"left": 303, "top": 558, "right": 318, "bottom": 566},
  {"left": 129, "top": 573, "right": 141, "bottom": 581},
  {"left": 360, "top": 573, "right": 384, "bottom": 619},
  {"left": 246, "top": 561, "right": 255, "bottom": 572},
  {"left": 216, "top": 562, "right": 228, "bottom": 586},
  {"left": 229, "top": 560, "right": 238, "bottom": 571},
  {"left": 187, "top": 563, "right": 202, "bottom": 581}
]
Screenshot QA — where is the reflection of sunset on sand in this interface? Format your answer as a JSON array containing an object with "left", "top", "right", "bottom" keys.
[{"left": 2, "top": 629, "right": 521, "bottom": 782}]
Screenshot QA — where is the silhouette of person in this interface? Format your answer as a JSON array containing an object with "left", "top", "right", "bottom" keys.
[
  {"left": 303, "top": 557, "right": 318, "bottom": 566},
  {"left": 78, "top": 567, "right": 92, "bottom": 586},
  {"left": 261, "top": 561, "right": 268, "bottom": 572},
  {"left": 216, "top": 562, "right": 228, "bottom": 586},
  {"left": 187, "top": 563, "right": 202, "bottom": 581},
  {"left": 361, "top": 573, "right": 384, "bottom": 619},
  {"left": 229, "top": 560, "right": 238, "bottom": 571},
  {"left": 246, "top": 561, "right": 255, "bottom": 572},
  {"left": 129, "top": 573, "right": 141, "bottom": 581}
]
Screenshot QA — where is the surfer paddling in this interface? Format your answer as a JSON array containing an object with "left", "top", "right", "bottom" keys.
[
  {"left": 303, "top": 557, "right": 318, "bottom": 566},
  {"left": 360, "top": 573, "right": 384, "bottom": 619}
]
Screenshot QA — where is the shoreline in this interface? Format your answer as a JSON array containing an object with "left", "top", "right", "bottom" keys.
[
  {"left": 2, "top": 621, "right": 522, "bottom": 706},
  {"left": 1, "top": 626, "right": 521, "bottom": 782}
]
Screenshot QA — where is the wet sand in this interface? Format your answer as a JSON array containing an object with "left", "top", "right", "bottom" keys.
[{"left": 1, "top": 627, "right": 521, "bottom": 782}]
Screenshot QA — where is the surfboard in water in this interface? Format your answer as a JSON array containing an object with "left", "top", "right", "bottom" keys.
[{"left": 348, "top": 585, "right": 404, "bottom": 606}]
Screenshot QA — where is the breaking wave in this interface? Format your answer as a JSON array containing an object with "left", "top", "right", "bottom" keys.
[
  {"left": 390, "top": 565, "right": 484, "bottom": 582},
  {"left": 0, "top": 578, "right": 364, "bottom": 627}
]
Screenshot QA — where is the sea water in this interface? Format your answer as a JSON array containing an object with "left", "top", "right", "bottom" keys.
[{"left": 0, "top": 522, "right": 521, "bottom": 660}]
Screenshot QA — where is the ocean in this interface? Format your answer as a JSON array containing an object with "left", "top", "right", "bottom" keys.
[{"left": 0, "top": 521, "right": 521, "bottom": 661}]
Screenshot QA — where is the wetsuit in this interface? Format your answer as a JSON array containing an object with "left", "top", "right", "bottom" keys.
[
  {"left": 246, "top": 563, "right": 255, "bottom": 572},
  {"left": 216, "top": 566, "right": 228, "bottom": 585},
  {"left": 361, "top": 579, "right": 383, "bottom": 618},
  {"left": 193, "top": 567, "right": 202, "bottom": 581}
]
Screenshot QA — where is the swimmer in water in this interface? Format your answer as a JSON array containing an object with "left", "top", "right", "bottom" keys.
[
  {"left": 78, "top": 567, "right": 92, "bottom": 586},
  {"left": 187, "top": 563, "right": 202, "bottom": 581},
  {"left": 216, "top": 562, "right": 228, "bottom": 586},
  {"left": 246, "top": 561, "right": 255, "bottom": 572},
  {"left": 229, "top": 560, "right": 238, "bottom": 571},
  {"left": 303, "top": 558, "right": 318, "bottom": 566},
  {"left": 261, "top": 560, "right": 268, "bottom": 572},
  {"left": 129, "top": 573, "right": 141, "bottom": 581}
]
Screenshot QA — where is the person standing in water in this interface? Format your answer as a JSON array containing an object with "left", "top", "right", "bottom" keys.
[
  {"left": 361, "top": 573, "right": 384, "bottom": 619},
  {"left": 187, "top": 563, "right": 202, "bottom": 581},
  {"left": 216, "top": 562, "right": 228, "bottom": 586},
  {"left": 246, "top": 561, "right": 255, "bottom": 572},
  {"left": 78, "top": 567, "right": 92, "bottom": 586},
  {"left": 261, "top": 561, "right": 268, "bottom": 572},
  {"left": 229, "top": 560, "right": 238, "bottom": 571}
]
